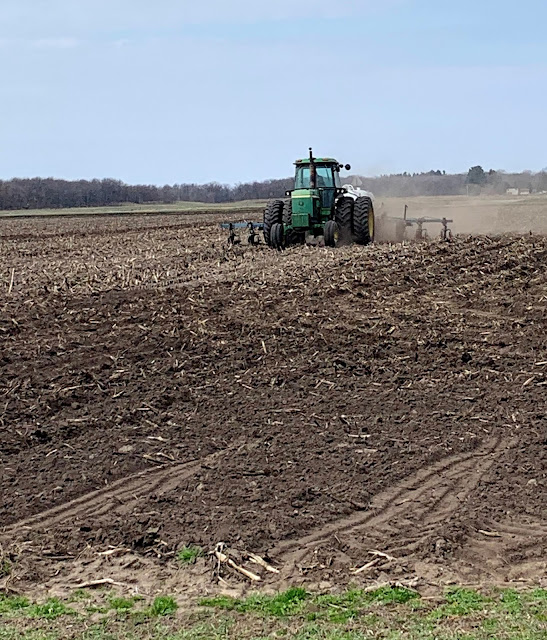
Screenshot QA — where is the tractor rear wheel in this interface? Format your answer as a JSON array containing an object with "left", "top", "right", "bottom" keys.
[
  {"left": 263, "top": 200, "right": 284, "bottom": 247},
  {"left": 270, "top": 223, "right": 284, "bottom": 250},
  {"left": 353, "top": 196, "right": 375, "bottom": 245},
  {"left": 324, "top": 220, "right": 339, "bottom": 248},
  {"left": 283, "top": 199, "right": 299, "bottom": 246},
  {"left": 283, "top": 199, "right": 292, "bottom": 225},
  {"left": 335, "top": 197, "right": 354, "bottom": 242}
]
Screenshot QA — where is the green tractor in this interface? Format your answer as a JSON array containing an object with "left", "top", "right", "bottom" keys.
[{"left": 263, "top": 148, "right": 375, "bottom": 249}]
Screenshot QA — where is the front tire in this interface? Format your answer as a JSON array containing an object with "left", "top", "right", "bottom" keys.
[
  {"left": 263, "top": 200, "right": 284, "bottom": 247},
  {"left": 353, "top": 196, "right": 375, "bottom": 245}
]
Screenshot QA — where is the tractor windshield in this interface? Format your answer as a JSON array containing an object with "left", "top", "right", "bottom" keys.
[{"left": 295, "top": 165, "right": 337, "bottom": 189}]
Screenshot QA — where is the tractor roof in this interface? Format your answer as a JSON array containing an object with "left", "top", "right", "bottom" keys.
[{"left": 295, "top": 157, "right": 339, "bottom": 165}]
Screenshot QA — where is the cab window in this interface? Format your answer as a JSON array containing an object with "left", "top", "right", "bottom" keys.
[{"left": 295, "top": 165, "right": 336, "bottom": 189}]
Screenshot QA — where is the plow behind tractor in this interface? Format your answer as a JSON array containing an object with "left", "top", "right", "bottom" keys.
[
  {"left": 221, "top": 212, "right": 454, "bottom": 246},
  {"left": 379, "top": 204, "right": 454, "bottom": 243}
]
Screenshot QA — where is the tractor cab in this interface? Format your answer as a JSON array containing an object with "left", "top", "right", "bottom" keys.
[
  {"left": 294, "top": 156, "right": 344, "bottom": 214},
  {"left": 294, "top": 162, "right": 341, "bottom": 190}
]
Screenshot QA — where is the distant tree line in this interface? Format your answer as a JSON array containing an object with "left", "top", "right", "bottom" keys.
[
  {"left": 0, "top": 169, "right": 546, "bottom": 211},
  {"left": 0, "top": 177, "right": 293, "bottom": 210},
  {"left": 352, "top": 168, "right": 547, "bottom": 198}
]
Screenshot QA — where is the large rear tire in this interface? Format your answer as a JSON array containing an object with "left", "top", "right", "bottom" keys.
[
  {"left": 283, "top": 199, "right": 298, "bottom": 246},
  {"left": 353, "top": 196, "right": 375, "bottom": 245},
  {"left": 334, "top": 197, "right": 354, "bottom": 242},
  {"left": 282, "top": 199, "right": 292, "bottom": 225},
  {"left": 263, "top": 200, "right": 284, "bottom": 247}
]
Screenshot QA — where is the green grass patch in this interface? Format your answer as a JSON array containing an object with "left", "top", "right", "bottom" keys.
[
  {"left": 27, "top": 598, "right": 74, "bottom": 620},
  {"left": 0, "top": 595, "right": 73, "bottom": 621},
  {"left": 0, "top": 627, "right": 59, "bottom": 640},
  {"left": 201, "top": 587, "right": 309, "bottom": 617},
  {"left": 107, "top": 595, "right": 136, "bottom": 612},
  {"left": 146, "top": 595, "right": 178, "bottom": 617},
  {"left": 365, "top": 585, "right": 419, "bottom": 605},
  {"left": 311, "top": 587, "right": 418, "bottom": 624},
  {"left": 201, "top": 586, "right": 418, "bottom": 622},
  {"left": 0, "top": 594, "right": 31, "bottom": 615},
  {"left": 1, "top": 586, "right": 546, "bottom": 639},
  {"left": 429, "top": 586, "right": 491, "bottom": 619},
  {"left": 68, "top": 589, "right": 91, "bottom": 603},
  {"left": 311, "top": 589, "right": 366, "bottom": 623},
  {"left": 165, "top": 620, "right": 234, "bottom": 639},
  {"left": 177, "top": 546, "right": 204, "bottom": 565}
]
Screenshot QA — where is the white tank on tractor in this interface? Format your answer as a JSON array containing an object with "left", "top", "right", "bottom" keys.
[{"left": 340, "top": 183, "right": 375, "bottom": 203}]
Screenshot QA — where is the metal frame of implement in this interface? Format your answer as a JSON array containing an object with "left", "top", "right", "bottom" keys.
[
  {"left": 220, "top": 207, "right": 454, "bottom": 245},
  {"left": 220, "top": 221, "right": 264, "bottom": 245},
  {"left": 404, "top": 204, "right": 453, "bottom": 240},
  {"left": 385, "top": 205, "right": 454, "bottom": 241},
  {"left": 405, "top": 216, "right": 453, "bottom": 241}
]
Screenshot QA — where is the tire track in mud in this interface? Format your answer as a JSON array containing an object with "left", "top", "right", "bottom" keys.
[
  {"left": 272, "top": 437, "right": 510, "bottom": 570},
  {"left": 0, "top": 446, "right": 232, "bottom": 540},
  {"left": 448, "top": 516, "right": 547, "bottom": 583}
]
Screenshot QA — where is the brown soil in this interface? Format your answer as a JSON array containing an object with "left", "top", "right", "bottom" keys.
[{"left": 1, "top": 213, "right": 546, "bottom": 596}]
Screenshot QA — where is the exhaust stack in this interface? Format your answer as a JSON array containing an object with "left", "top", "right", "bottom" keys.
[{"left": 309, "top": 147, "right": 317, "bottom": 189}]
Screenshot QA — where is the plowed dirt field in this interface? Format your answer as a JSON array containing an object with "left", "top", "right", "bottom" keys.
[{"left": 1, "top": 213, "right": 546, "bottom": 597}]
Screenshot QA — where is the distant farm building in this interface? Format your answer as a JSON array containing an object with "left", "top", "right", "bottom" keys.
[{"left": 506, "top": 188, "right": 531, "bottom": 196}]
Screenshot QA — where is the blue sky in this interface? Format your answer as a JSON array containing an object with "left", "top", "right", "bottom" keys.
[{"left": 0, "top": 0, "right": 546, "bottom": 184}]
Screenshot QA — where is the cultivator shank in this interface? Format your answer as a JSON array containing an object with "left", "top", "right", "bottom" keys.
[
  {"left": 406, "top": 217, "right": 454, "bottom": 241},
  {"left": 383, "top": 205, "right": 454, "bottom": 242},
  {"left": 220, "top": 221, "right": 264, "bottom": 245}
]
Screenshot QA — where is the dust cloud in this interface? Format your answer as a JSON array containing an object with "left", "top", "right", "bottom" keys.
[{"left": 373, "top": 194, "right": 547, "bottom": 240}]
